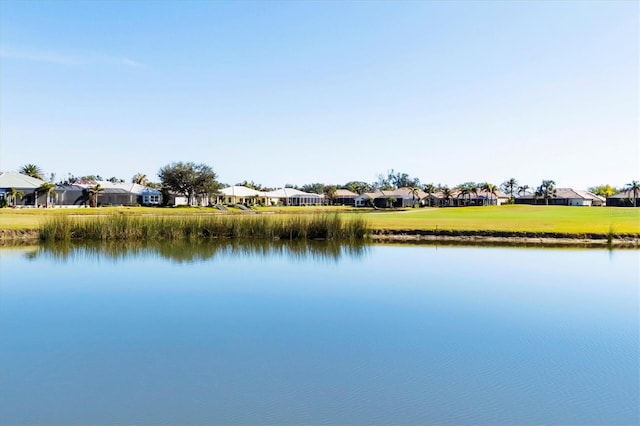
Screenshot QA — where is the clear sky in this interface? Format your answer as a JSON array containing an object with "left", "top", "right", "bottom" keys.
[{"left": 0, "top": 0, "right": 638, "bottom": 189}]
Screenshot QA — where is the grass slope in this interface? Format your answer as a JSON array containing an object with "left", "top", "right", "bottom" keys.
[
  {"left": 1, "top": 205, "right": 639, "bottom": 235},
  {"left": 363, "top": 205, "right": 640, "bottom": 234}
]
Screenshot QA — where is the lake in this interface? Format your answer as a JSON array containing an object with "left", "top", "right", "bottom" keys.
[{"left": 0, "top": 242, "right": 638, "bottom": 425}]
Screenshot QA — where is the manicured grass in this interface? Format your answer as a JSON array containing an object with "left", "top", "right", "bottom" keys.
[
  {"left": 360, "top": 205, "right": 640, "bottom": 234},
  {"left": 1, "top": 205, "right": 639, "bottom": 235}
]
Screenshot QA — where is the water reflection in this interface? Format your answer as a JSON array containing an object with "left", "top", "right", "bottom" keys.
[
  {"left": 2, "top": 243, "right": 637, "bottom": 425},
  {"left": 26, "top": 239, "right": 370, "bottom": 264}
]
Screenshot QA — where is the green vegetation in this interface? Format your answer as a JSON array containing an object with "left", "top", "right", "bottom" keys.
[
  {"left": 39, "top": 213, "right": 369, "bottom": 242},
  {"left": 158, "top": 161, "right": 220, "bottom": 206},
  {"left": 1, "top": 205, "right": 638, "bottom": 239},
  {"left": 19, "top": 163, "right": 44, "bottom": 180},
  {"left": 361, "top": 205, "right": 640, "bottom": 234}
]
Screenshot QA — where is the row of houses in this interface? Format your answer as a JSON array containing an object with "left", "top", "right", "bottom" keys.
[
  {"left": 0, "top": 172, "right": 162, "bottom": 207},
  {"left": 1, "top": 171, "right": 638, "bottom": 208},
  {"left": 162, "top": 185, "right": 631, "bottom": 208}
]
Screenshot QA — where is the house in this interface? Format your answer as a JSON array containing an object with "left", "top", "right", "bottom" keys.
[
  {"left": 607, "top": 190, "right": 640, "bottom": 207},
  {"left": 264, "top": 188, "right": 323, "bottom": 206},
  {"left": 69, "top": 181, "right": 162, "bottom": 206},
  {"left": 332, "top": 189, "right": 358, "bottom": 206},
  {"left": 218, "top": 186, "right": 268, "bottom": 206},
  {"left": 355, "top": 191, "right": 383, "bottom": 207},
  {"left": 515, "top": 188, "right": 604, "bottom": 206},
  {"left": 354, "top": 188, "right": 423, "bottom": 208},
  {"left": 54, "top": 185, "right": 90, "bottom": 206},
  {"left": 0, "top": 171, "right": 47, "bottom": 207}
]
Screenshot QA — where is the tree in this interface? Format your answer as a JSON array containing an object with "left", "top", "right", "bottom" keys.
[
  {"left": 132, "top": 173, "right": 148, "bottom": 185},
  {"left": 301, "top": 183, "right": 325, "bottom": 194},
  {"left": 37, "top": 182, "right": 56, "bottom": 208},
  {"left": 88, "top": 184, "right": 104, "bottom": 207},
  {"left": 535, "top": 180, "right": 557, "bottom": 205},
  {"left": 375, "top": 169, "right": 420, "bottom": 190},
  {"left": 469, "top": 183, "right": 479, "bottom": 205},
  {"left": 236, "top": 180, "right": 266, "bottom": 191},
  {"left": 517, "top": 185, "right": 531, "bottom": 198},
  {"left": 423, "top": 183, "right": 437, "bottom": 207},
  {"left": 501, "top": 178, "right": 518, "bottom": 202},
  {"left": 588, "top": 184, "right": 617, "bottom": 198},
  {"left": 441, "top": 186, "right": 453, "bottom": 207},
  {"left": 482, "top": 183, "right": 498, "bottom": 206},
  {"left": 407, "top": 186, "right": 420, "bottom": 208},
  {"left": 7, "top": 188, "right": 24, "bottom": 207},
  {"left": 625, "top": 180, "right": 640, "bottom": 207},
  {"left": 20, "top": 164, "right": 44, "bottom": 180},
  {"left": 456, "top": 184, "right": 470, "bottom": 206},
  {"left": 323, "top": 185, "right": 337, "bottom": 205},
  {"left": 158, "top": 162, "right": 220, "bottom": 206},
  {"left": 344, "top": 181, "right": 373, "bottom": 195}
]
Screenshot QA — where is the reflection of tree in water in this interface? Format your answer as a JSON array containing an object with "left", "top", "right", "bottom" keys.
[{"left": 30, "top": 240, "right": 369, "bottom": 264}]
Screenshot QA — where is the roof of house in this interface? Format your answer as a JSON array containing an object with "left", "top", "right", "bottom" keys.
[
  {"left": 73, "top": 181, "right": 161, "bottom": 195},
  {"left": 555, "top": 188, "right": 604, "bottom": 201},
  {"left": 219, "top": 186, "right": 266, "bottom": 197},
  {"left": 335, "top": 189, "right": 358, "bottom": 197},
  {"left": 0, "top": 172, "right": 46, "bottom": 189},
  {"left": 608, "top": 189, "right": 640, "bottom": 199},
  {"left": 265, "top": 188, "right": 317, "bottom": 198},
  {"left": 355, "top": 191, "right": 384, "bottom": 200},
  {"left": 572, "top": 190, "right": 605, "bottom": 202}
]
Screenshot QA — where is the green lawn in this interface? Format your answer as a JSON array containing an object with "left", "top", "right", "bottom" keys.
[
  {"left": 0, "top": 205, "right": 638, "bottom": 235},
  {"left": 360, "top": 205, "right": 640, "bottom": 234}
]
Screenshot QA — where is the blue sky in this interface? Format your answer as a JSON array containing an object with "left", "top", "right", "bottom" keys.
[{"left": 1, "top": 0, "right": 637, "bottom": 189}]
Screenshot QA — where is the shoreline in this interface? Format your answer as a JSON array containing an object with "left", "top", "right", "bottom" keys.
[
  {"left": 1, "top": 228, "right": 638, "bottom": 248},
  {"left": 370, "top": 229, "right": 640, "bottom": 248}
]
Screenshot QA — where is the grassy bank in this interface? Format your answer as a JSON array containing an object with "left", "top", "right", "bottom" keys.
[
  {"left": 361, "top": 205, "right": 640, "bottom": 234},
  {"left": 1, "top": 205, "right": 638, "bottom": 241},
  {"left": 39, "top": 213, "right": 369, "bottom": 242}
]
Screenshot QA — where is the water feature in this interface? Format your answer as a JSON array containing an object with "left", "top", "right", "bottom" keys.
[{"left": 1, "top": 242, "right": 637, "bottom": 425}]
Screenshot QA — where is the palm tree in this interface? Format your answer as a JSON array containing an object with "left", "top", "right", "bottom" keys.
[
  {"left": 481, "top": 183, "right": 498, "bottom": 205},
  {"left": 423, "top": 183, "right": 436, "bottom": 207},
  {"left": 132, "top": 173, "right": 148, "bottom": 185},
  {"left": 501, "top": 178, "right": 518, "bottom": 202},
  {"left": 7, "top": 188, "right": 24, "bottom": 207},
  {"left": 625, "top": 180, "right": 640, "bottom": 207},
  {"left": 455, "top": 184, "right": 467, "bottom": 206},
  {"left": 20, "top": 164, "right": 44, "bottom": 180},
  {"left": 88, "top": 184, "right": 105, "bottom": 207},
  {"left": 37, "top": 182, "right": 57, "bottom": 208},
  {"left": 469, "top": 183, "right": 479, "bottom": 205},
  {"left": 407, "top": 186, "right": 420, "bottom": 208},
  {"left": 441, "top": 187, "right": 453, "bottom": 207},
  {"left": 536, "top": 180, "right": 557, "bottom": 206},
  {"left": 517, "top": 185, "right": 531, "bottom": 198}
]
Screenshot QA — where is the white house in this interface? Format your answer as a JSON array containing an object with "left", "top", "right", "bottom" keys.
[{"left": 0, "top": 171, "right": 47, "bottom": 207}]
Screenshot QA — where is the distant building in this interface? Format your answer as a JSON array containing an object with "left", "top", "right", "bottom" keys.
[
  {"left": 606, "top": 190, "right": 640, "bottom": 207},
  {"left": 61, "top": 181, "right": 162, "bottom": 207},
  {"left": 333, "top": 189, "right": 358, "bottom": 206},
  {"left": 515, "top": 188, "right": 605, "bottom": 206},
  {"left": 0, "top": 172, "right": 48, "bottom": 207}
]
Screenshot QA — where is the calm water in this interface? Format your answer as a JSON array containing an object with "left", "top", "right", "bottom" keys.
[{"left": 0, "top": 242, "right": 638, "bottom": 425}]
